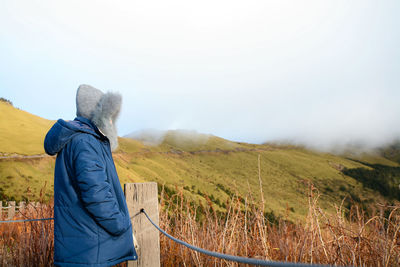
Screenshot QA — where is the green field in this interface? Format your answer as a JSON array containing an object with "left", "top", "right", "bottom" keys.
[
  {"left": 0, "top": 101, "right": 55, "bottom": 155},
  {"left": 0, "top": 100, "right": 398, "bottom": 221}
]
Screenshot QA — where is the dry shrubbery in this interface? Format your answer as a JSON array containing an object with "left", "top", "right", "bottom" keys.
[
  {"left": 1, "top": 184, "right": 400, "bottom": 266},
  {"left": 159, "top": 183, "right": 400, "bottom": 266},
  {"left": 0, "top": 201, "right": 54, "bottom": 267}
]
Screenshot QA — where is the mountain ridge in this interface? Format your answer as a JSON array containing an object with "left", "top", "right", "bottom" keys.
[{"left": 1, "top": 99, "right": 399, "bottom": 221}]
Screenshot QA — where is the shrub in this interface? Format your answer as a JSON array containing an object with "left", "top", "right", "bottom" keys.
[
  {"left": 0, "top": 97, "right": 13, "bottom": 106},
  {"left": 324, "top": 186, "right": 334, "bottom": 193}
]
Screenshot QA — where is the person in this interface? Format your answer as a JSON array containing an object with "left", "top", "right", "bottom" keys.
[{"left": 44, "top": 84, "right": 138, "bottom": 267}]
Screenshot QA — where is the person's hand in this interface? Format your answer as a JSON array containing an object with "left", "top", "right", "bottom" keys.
[{"left": 133, "top": 232, "right": 139, "bottom": 250}]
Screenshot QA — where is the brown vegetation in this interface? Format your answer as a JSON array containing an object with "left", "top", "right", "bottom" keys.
[
  {"left": 159, "top": 183, "right": 400, "bottom": 266},
  {"left": 0, "top": 200, "right": 54, "bottom": 266},
  {"left": 1, "top": 184, "right": 400, "bottom": 266}
]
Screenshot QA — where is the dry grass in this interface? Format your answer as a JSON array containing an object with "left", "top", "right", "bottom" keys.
[
  {"left": 1, "top": 184, "right": 400, "bottom": 267},
  {"left": 0, "top": 200, "right": 54, "bottom": 267},
  {"left": 159, "top": 183, "right": 400, "bottom": 266}
]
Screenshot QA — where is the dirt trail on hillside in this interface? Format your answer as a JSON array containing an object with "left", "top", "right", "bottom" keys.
[
  {"left": 0, "top": 153, "right": 53, "bottom": 160},
  {"left": 0, "top": 147, "right": 274, "bottom": 160}
]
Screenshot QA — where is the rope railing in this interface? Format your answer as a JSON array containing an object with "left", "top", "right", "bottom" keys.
[
  {"left": 0, "top": 217, "right": 54, "bottom": 223},
  {"left": 139, "top": 209, "right": 336, "bottom": 267}
]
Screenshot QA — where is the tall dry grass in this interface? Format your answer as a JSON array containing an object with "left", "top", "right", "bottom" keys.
[
  {"left": 0, "top": 199, "right": 54, "bottom": 267},
  {"left": 1, "top": 183, "right": 399, "bottom": 266},
  {"left": 159, "top": 183, "right": 400, "bottom": 266}
]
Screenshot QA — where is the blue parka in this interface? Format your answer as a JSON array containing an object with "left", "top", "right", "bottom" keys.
[{"left": 44, "top": 116, "right": 137, "bottom": 267}]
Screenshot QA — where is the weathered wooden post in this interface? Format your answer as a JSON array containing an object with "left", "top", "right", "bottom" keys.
[
  {"left": 19, "top": 201, "right": 26, "bottom": 212},
  {"left": 8, "top": 201, "right": 15, "bottom": 220},
  {"left": 124, "top": 182, "right": 160, "bottom": 267}
]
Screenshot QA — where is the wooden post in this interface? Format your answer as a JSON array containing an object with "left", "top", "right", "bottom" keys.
[
  {"left": 19, "top": 201, "right": 26, "bottom": 211},
  {"left": 0, "top": 201, "right": 2, "bottom": 219},
  {"left": 8, "top": 201, "right": 15, "bottom": 220},
  {"left": 18, "top": 201, "right": 26, "bottom": 216},
  {"left": 124, "top": 182, "right": 160, "bottom": 267}
]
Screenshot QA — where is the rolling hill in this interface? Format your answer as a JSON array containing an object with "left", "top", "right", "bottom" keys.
[
  {"left": 0, "top": 99, "right": 399, "bottom": 221},
  {"left": 0, "top": 101, "right": 55, "bottom": 155}
]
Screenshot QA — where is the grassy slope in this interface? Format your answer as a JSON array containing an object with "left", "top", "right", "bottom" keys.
[
  {"left": 0, "top": 102, "right": 55, "bottom": 155},
  {"left": 379, "top": 141, "right": 400, "bottom": 164},
  {"left": 106, "top": 140, "right": 387, "bottom": 220},
  {"left": 0, "top": 102, "right": 398, "bottom": 220},
  {"left": 0, "top": 157, "right": 55, "bottom": 202}
]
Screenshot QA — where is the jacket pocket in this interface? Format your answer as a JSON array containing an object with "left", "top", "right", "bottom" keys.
[{"left": 54, "top": 205, "right": 98, "bottom": 238}]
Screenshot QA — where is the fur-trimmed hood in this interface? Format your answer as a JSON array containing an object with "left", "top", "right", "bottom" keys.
[{"left": 76, "top": 84, "right": 122, "bottom": 151}]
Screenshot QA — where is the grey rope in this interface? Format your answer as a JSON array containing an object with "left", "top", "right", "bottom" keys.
[
  {"left": 0, "top": 217, "right": 54, "bottom": 223},
  {"left": 140, "top": 209, "right": 335, "bottom": 267}
]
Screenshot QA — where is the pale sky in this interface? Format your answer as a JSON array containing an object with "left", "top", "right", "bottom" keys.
[{"left": 1, "top": 1, "right": 399, "bottom": 150}]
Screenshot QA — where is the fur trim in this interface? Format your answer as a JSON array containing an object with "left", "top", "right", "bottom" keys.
[
  {"left": 75, "top": 84, "right": 122, "bottom": 151},
  {"left": 91, "top": 92, "right": 122, "bottom": 151}
]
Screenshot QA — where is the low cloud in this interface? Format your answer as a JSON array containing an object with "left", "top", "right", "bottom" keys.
[
  {"left": 125, "top": 129, "right": 167, "bottom": 146},
  {"left": 125, "top": 129, "right": 211, "bottom": 147}
]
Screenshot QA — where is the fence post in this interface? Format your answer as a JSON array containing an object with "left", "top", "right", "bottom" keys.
[
  {"left": 18, "top": 201, "right": 26, "bottom": 216},
  {"left": 19, "top": 201, "right": 26, "bottom": 212},
  {"left": 8, "top": 201, "right": 16, "bottom": 220},
  {"left": 124, "top": 182, "right": 160, "bottom": 267},
  {"left": 0, "top": 201, "right": 2, "bottom": 218}
]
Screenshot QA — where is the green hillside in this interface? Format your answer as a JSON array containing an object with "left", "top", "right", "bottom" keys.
[
  {"left": 0, "top": 101, "right": 55, "bottom": 155},
  {"left": 0, "top": 100, "right": 399, "bottom": 221},
  {"left": 379, "top": 141, "right": 400, "bottom": 164}
]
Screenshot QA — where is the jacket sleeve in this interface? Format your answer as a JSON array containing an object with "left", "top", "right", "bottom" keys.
[{"left": 72, "top": 136, "right": 131, "bottom": 236}]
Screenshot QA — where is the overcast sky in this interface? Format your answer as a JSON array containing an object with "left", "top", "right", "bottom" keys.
[{"left": 1, "top": 1, "right": 399, "bottom": 150}]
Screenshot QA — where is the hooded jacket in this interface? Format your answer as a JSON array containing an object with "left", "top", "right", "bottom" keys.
[{"left": 44, "top": 116, "right": 137, "bottom": 267}]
